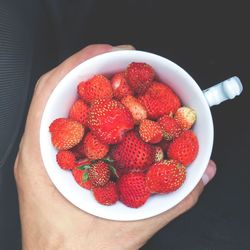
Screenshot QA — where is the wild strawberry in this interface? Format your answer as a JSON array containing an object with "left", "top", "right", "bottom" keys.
[
  {"left": 49, "top": 118, "right": 66, "bottom": 132},
  {"left": 83, "top": 132, "right": 109, "bottom": 160},
  {"left": 118, "top": 172, "right": 150, "bottom": 208},
  {"left": 167, "top": 130, "right": 199, "bottom": 166},
  {"left": 49, "top": 118, "right": 84, "bottom": 150},
  {"left": 154, "top": 146, "right": 164, "bottom": 162},
  {"left": 93, "top": 182, "right": 119, "bottom": 206},
  {"left": 77, "top": 75, "right": 113, "bottom": 104},
  {"left": 88, "top": 161, "right": 111, "bottom": 187},
  {"left": 139, "top": 82, "right": 181, "bottom": 119},
  {"left": 158, "top": 115, "right": 182, "bottom": 140},
  {"left": 121, "top": 95, "right": 147, "bottom": 124},
  {"left": 146, "top": 160, "right": 186, "bottom": 193},
  {"left": 72, "top": 166, "right": 92, "bottom": 190},
  {"left": 111, "top": 131, "right": 155, "bottom": 172},
  {"left": 88, "top": 99, "right": 134, "bottom": 144},
  {"left": 111, "top": 72, "right": 134, "bottom": 100},
  {"left": 69, "top": 99, "right": 89, "bottom": 126},
  {"left": 56, "top": 150, "right": 76, "bottom": 170},
  {"left": 126, "top": 62, "right": 155, "bottom": 95},
  {"left": 139, "top": 119, "right": 163, "bottom": 144},
  {"left": 174, "top": 106, "right": 197, "bottom": 130}
]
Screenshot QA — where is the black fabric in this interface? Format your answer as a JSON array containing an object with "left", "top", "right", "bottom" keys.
[{"left": 0, "top": 0, "right": 249, "bottom": 249}]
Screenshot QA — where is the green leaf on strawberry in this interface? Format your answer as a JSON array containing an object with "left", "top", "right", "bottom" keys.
[
  {"left": 77, "top": 164, "right": 91, "bottom": 170},
  {"left": 82, "top": 172, "right": 89, "bottom": 183}
]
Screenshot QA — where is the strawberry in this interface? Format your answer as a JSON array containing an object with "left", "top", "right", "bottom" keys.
[
  {"left": 146, "top": 160, "right": 186, "bottom": 193},
  {"left": 111, "top": 72, "right": 134, "bottom": 100},
  {"left": 49, "top": 118, "right": 67, "bottom": 132},
  {"left": 158, "top": 115, "right": 182, "bottom": 140},
  {"left": 72, "top": 166, "right": 92, "bottom": 190},
  {"left": 93, "top": 182, "right": 119, "bottom": 206},
  {"left": 118, "top": 172, "right": 150, "bottom": 208},
  {"left": 126, "top": 62, "right": 155, "bottom": 95},
  {"left": 121, "top": 95, "right": 147, "bottom": 124},
  {"left": 154, "top": 146, "right": 164, "bottom": 162},
  {"left": 56, "top": 150, "right": 76, "bottom": 170},
  {"left": 111, "top": 131, "right": 155, "bottom": 172},
  {"left": 77, "top": 75, "right": 113, "bottom": 104},
  {"left": 139, "top": 82, "right": 181, "bottom": 119},
  {"left": 139, "top": 119, "right": 163, "bottom": 144},
  {"left": 88, "top": 161, "right": 111, "bottom": 187},
  {"left": 49, "top": 118, "right": 84, "bottom": 150},
  {"left": 83, "top": 132, "right": 109, "bottom": 160},
  {"left": 69, "top": 99, "right": 89, "bottom": 126},
  {"left": 88, "top": 99, "right": 134, "bottom": 144},
  {"left": 174, "top": 106, "right": 197, "bottom": 130},
  {"left": 167, "top": 130, "right": 199, "bottom": 166}
]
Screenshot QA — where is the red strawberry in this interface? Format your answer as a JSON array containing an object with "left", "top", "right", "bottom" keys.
[
  {"left": 49, "top": 118, "right": 67, "bottom": 132},
  {"left": 69, "top": 99, "right": 89, "bottom": 126},
  {"left": 139, "top": 119, "right": 163, "bottom": 144},
  {"left": 154, "top": 146, "right": 164, "bottom": 162},
  {"left": 49, "top": 118, "right": 84, "bottom": 150},
  {"left": 121, "top": 95, "right": 147, "bottom": 124},
  {"left": 88, "top": 99, "right": 134, "bottom": 144},
  {"left": 111, "top": 72, "right": 134, "bottom": 100},
  {"left": 146, "top": 160, "right": 186, "bottom": 193},
  {"left": 56, "top": 150, "right": 76, "bottom": 170},
  {"left": 72, "top": 167, "right": 92, "bottom": 190},
  {"left": 88, "top": 161, "right": 111, "bottom": 187},
  {"left": 174, "top": 106, "right": 197, "bottom": 130},
  {"left": 111, "top": 131, "right": 155, "bottom": 172},
  {"left": 126, "top": 62, "right": 155, "bottom": 95},
  {"left": 139, "top": 82, "right": 181, "bottom": 119},
  {"left": 83, "top": 132, "right": 109, "bottom": 160},
  {"left": 118, "top": 172, "right": 150, "bottom": 208},
  {"left": 158, "top": 115, "right": 182, "bottom": 140},
  {"left": 167, "top": 130, "right": 199, "bottom": 166},
  {"left": 93, "top": 182, "right": 119, "bottom": 206},
  {"left": 78, "top": 75, "right": 113, "bottom": 104}
]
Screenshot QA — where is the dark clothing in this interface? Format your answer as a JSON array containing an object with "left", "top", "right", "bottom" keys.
[{"left": 0, "top": 1, "right": 249, "bottom": 249}]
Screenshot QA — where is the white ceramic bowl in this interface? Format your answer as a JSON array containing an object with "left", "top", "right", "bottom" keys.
[{"left": 40, "top": 50, "right": 242, "bottom": 221}]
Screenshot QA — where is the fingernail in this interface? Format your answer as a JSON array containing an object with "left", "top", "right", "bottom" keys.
[
  {"left": 202, "top": 160, "right": 217, "bottom": 186},
  {"left": 112, "top": 44, "right": 135, "bottom": 51}
]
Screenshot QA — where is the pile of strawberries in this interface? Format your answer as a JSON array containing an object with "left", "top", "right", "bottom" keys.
[{"left": 49, "top": 62, "right": 198, "bottom": 208}]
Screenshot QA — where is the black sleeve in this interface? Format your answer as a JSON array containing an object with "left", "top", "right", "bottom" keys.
[{"left": 0, "top": 0, "right": 58, "bottom": 248}]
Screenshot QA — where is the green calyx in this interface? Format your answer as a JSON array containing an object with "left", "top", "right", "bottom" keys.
[{"left": 82, "top": 172, "right": 89, "bottom": 183}]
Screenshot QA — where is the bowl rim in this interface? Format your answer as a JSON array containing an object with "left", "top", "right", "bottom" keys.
[{"left": 40, "top": 50, "right": 214, "bottom": 221}]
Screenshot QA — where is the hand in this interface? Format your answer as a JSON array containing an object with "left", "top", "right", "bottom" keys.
[{"left": 14, "top": 44, "right": 217, "bottom": 250}]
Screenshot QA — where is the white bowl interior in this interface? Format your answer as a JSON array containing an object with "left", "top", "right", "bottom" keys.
[{"left": 40, "top": 50, "right": 214, "bottom": 221}]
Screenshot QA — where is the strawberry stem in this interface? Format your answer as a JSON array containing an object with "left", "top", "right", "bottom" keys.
[
  {"left": 109, "top": 165, "right": 119, "bottom": 178},
  {"left": 77, "top": 164, "right": 91, "bottom": 170},
  {"left": 82, "top": 172, "right": 89, "bottom": 183}
]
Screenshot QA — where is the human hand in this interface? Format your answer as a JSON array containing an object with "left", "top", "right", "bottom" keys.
[{"left": 14, "top": 44, "right": 217, "bottom": 250}]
